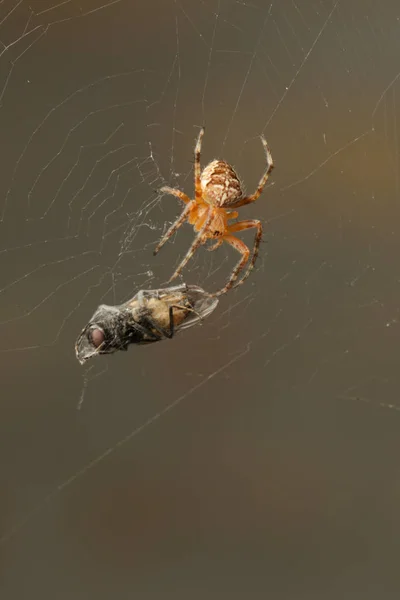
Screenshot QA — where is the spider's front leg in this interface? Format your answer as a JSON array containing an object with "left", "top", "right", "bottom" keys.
[
  {"left": 153, "top": 199, "right": 197, "bottom": 256},
  {"left": 213, "top": 219, "right": 263, "bottom": 296},
  {"left": 208, "top": 211, "right": 237, "bottom": 249},
  {"left": 168, "top": 209, "right": 213, "bottom": 282},
  {"left": 207, "top": 239, "right": 223, "bottom": 252}
]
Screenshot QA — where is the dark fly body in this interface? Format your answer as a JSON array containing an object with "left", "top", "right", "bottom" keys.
[{"left": 75, "top": 284, "right": 218, "bottom": 364}]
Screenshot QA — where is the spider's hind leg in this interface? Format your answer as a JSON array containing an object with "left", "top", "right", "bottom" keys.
[{"left": 159, "top": 187, "right": 191, "bottom": 204}]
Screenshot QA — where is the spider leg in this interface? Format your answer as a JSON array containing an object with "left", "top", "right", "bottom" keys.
[
  {"left": 160, "top": 186, "right": 191, "bottom": 205},
  {"left": 194, "top": 127, "right": 205, "bottom": 201},
  {"left": 212, "top": 219, "right": 262, "bottom": 296},
  {"left": 207, "top": 239, "right": 223, "bottom": 252},
  {"left": 153, "top": 200, "right": 197, "bottom": 256},
  {"left": 168, "top": 209, "right": 213, "bottom": 282},
  {"left": 229, "top": 136, "right": 274, "bottom": 208},
  {"left": 212, "top": 234, "right": 250, "bottom": 296},
  {"left": 229, "top": 219, "right": 262, "bottom": 287}
]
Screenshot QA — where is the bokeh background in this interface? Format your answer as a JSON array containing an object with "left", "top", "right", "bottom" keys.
[{"left": 1, "top": 1, "right": 400, "bottom": 598}]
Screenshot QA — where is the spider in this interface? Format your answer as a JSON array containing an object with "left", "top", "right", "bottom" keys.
[{"left": 154, "top": 127, "right": 274, "bottom": 296}]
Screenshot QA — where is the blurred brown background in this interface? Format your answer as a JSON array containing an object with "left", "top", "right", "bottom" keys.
[{"left": 1, "top": 0, "right": 400, "bottom": 598}]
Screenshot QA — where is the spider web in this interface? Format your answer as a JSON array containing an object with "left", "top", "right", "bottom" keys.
[{"left": 2, "top": 0, "right": 400, "bottom": 596}]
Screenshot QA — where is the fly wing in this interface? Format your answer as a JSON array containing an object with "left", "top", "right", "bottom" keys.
[
  {"left": 175, "top": 285, "right": 219, "bottom": 332},
  {"left": 75, "top": 286, "right": 219, "bottom": 364}
]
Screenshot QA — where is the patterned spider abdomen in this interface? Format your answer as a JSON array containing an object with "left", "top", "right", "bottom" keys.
[{"left": 200, "top": 160, "right": 243, "bottom": 207}]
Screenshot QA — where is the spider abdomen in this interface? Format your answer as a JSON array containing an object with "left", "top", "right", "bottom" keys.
[{"left": 200, "top": 159, "right": 243, "bottom": 207}]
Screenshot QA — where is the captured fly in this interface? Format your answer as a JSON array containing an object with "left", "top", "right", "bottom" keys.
[{"left": 75, "top": 284, "right": 219, "bottom": 364}]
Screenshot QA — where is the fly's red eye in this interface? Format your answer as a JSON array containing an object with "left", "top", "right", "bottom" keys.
[{"left": 90, "top": 328, "right": 104, "bottom": 348}]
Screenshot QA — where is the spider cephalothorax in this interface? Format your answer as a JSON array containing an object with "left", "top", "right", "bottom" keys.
[{"left": 154, "top": 128, "right": 274, "bottom": 296}]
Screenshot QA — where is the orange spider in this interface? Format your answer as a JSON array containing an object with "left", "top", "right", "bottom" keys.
[{"left": 154, "top": 127, "right": 274, "bottom": 296}]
